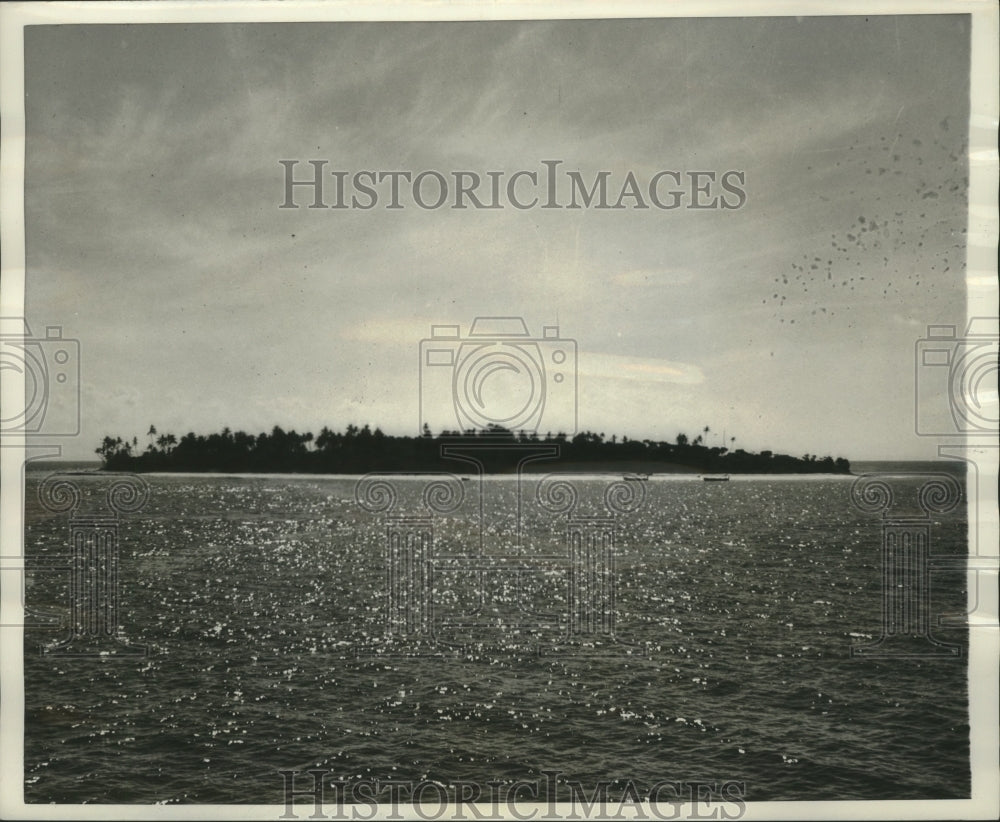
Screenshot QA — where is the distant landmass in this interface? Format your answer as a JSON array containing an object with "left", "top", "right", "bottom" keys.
[{"left": 94, "top": 424, "right": 852, "bottom": 475}]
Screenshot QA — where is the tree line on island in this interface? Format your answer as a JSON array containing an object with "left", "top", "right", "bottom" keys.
[{"left": 95, "top": 424, "right": 851, "bottom": 474}]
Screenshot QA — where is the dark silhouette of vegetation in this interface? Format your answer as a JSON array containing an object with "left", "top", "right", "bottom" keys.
[{"left": 96, "top": 424, "right": 852, "bottom": 475}]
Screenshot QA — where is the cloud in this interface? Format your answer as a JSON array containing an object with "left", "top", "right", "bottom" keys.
[{"left": 580, "top": 352, "right": 704, "bottom": 385}]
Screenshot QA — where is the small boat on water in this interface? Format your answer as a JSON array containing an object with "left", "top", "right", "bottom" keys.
[
  {"left": 623, "top": 472, "right": 650, "bottom": 481},
  {"left": 701, "top": 474, "right": 730, "bottom": 482}
]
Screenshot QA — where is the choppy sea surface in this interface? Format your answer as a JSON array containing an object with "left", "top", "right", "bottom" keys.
[{"left": 22, "top": 469, "right": 969, "bottom": 804}]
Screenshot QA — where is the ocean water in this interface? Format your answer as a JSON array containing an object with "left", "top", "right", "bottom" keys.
[{"left": 21, "top": 471, "right": 970, "bottom": 804}]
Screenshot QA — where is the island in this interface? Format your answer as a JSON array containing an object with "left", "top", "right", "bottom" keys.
[{"left": 95, "top": 424, "right": 852, "bottom": 475}]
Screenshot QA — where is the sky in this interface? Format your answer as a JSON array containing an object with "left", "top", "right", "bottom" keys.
[{"left": 21, "top": 14, "right": 974, "bottom": 461}]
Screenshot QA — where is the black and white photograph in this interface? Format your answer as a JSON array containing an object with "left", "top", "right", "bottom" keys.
[{"left": 1, "top": 1, "right": 997, "bottom": 819}]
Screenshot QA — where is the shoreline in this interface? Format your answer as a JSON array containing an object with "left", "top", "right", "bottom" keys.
[
  {"left": 27, "top": 460, "right": 965, "bottom": 480},
  {"left": 27, "top": 468, "right": 859, "bottom": 481}
]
